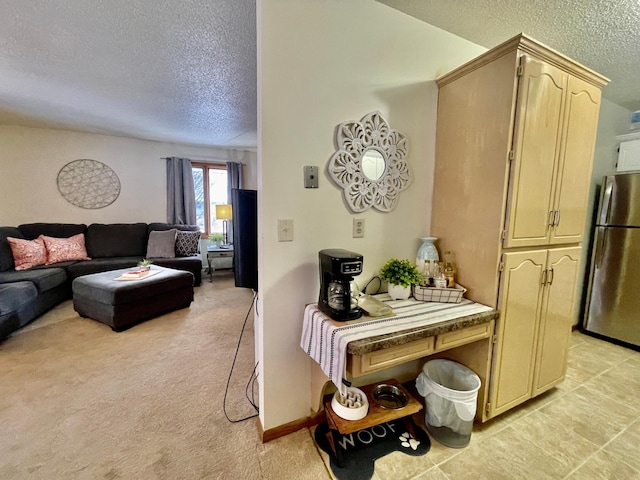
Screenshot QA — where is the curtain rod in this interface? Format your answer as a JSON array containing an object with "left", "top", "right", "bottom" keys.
[{"left": 160, "top": 157, "right": 246, "bottom": 165}]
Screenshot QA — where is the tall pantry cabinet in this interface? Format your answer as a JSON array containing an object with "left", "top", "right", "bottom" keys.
[{"left": 430, "top": 34, "right": 609, "bottom": 420}]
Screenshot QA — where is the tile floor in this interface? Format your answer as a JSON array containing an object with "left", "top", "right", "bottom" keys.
[{"left": 314, "top": 331, "right": 640, "bottom": 480}]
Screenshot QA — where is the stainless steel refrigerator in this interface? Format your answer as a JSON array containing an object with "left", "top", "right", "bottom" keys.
[{"left": 584, "top": 173, "right": 640, "bottom": 348}]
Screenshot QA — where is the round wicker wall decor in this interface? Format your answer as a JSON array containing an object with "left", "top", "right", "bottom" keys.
[{"left": 57, "top": 159, "right": 121, "bottom": 209}]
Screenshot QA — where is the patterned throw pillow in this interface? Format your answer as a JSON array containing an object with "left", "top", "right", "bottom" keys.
[
  {"left": 7, "top": 236, "right": 47, "bottom": 270},
  {"left": 42, "top": 233, "right": 91, "bottom": 265},
  {"left": 175, "top": 230, "right": 201, "bottom": 256},
  {"left": 146, "top": 229, "right": 177, "bottom": 258}
]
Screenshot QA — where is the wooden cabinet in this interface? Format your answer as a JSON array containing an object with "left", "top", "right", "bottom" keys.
[
  {"left": 489, "top": 247, "right": 580, "bottom": 417},
  {"left": 505, "top": 59, "right": 602, "bottom": 248},
  {"left": 430, "top": 34, "right": 608, "bottom": 420}
]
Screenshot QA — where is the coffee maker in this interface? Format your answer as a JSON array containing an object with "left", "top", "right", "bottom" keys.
[{"left": 318, "top": 249, "right": 363, "bottom": 321}]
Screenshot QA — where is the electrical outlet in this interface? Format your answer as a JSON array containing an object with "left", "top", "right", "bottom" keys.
[
  {"left": 278, "top": 219, "right": 294, "bottom": 242},
  {"left": 353, "top": 218, "right": 364, "bottom": 238}
]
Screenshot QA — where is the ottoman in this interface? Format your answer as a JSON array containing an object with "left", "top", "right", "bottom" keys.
[{"left": 72, "top": 266, "right": 194, "bottom": 331}]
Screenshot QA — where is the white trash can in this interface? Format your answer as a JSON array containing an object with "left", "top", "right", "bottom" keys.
[{"left": 415, "top": 359, "right": 481, "bottom": 448}]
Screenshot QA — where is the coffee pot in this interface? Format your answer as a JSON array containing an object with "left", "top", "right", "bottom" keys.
[{"left": 318, "top": 249, "right": 363, "bottom": 321}]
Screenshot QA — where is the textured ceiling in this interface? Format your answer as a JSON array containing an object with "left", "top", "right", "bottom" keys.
[
  {"left": 0, "top": 0, "right": 256, "bottom": 149},
  {"left": 379, "top": 0, "right": 640, "bottom": 112},
  {"left": 0, "top": 1, "right": 638, "bottom": 150}
]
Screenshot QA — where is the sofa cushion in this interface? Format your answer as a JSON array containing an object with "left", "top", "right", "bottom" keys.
[
  {"left": 147, "top": 223, "right": 200, "bottom": 233},
  {"left": 7, "top": 236, "right": 47, "bottom": 270},
  {"left": 0, "top": 267, "right": 67, "bottom": 293},
  {"left": 146, "top": 229, "right": 177, "bottom": 258},
  {"left": 175, "top": 230, "right": 201, "bottom": 256},
  {"left": 18, "top": 223, "right": 87, "bottom": 240},
  {"left": 0, "top": 227, "right": 24, "bottom": 272},
  {"left": 86, "top": 223, "right": 148, "bottom": 258},
  {"left": 0, "top": 281, "right": 38, "bottom": 315},
  {"left": 42, "top": 233, "right": 91, "bottom": 265},
  {"left": 0, "top": 281, "right": 39, "bottom": 339}
]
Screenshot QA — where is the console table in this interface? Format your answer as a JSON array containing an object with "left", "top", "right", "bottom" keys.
[{"left": 206, "top": 246, "right": 234, "bottom": 282}]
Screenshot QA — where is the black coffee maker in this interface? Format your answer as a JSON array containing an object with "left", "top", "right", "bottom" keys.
[{"left": 318, "top": 249, "right": 363, "bottom": 321}]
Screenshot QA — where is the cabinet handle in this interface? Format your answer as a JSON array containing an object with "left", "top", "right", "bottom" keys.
[
  {"left": 541, "top": 269, "right": 548, "bottom": 285},
  {"left": 554, "top": 210, "right": 561, "bottom": 227},
  {"left": 547, "top": 268, "right": 554, "bottom": 285},
  {"left": 548, "top": 211, "right": 555, "bottom": 227}
]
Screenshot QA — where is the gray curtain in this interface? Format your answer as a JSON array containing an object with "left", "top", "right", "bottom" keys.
[
  {"left": 166, "top": 157, "right": 197, "bottom": 225},
  {"left": 226, "top": 161, "right": 243, "bottom": 202},
  {"left": 226, "top": 162, "right": 243, "bottom": 244}
]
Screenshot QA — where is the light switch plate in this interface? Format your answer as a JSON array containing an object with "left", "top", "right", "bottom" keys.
[
  {"left": 278, "top": 219, "right": 294, "bottom": 242},
  {"left": 304, "top": 166, "right": 319, "bottom": 188}
]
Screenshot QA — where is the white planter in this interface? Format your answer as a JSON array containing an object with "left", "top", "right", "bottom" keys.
[{"left": 387, "top": 283, "right": 411, "bottom": 300}]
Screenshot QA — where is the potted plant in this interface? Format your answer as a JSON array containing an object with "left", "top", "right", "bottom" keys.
[
  {"left": 208, "top": 232, "right": 224, "bottom": 246},
  {"left": 379, "top": 258, "right": 422, "bottom": 300},
  {"left": 137, "top": 259, "right": 153, "bottom": 272}
]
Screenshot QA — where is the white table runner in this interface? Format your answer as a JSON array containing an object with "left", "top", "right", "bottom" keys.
[{"left": 301, "top": 295, "right": 493, "bottom": 394}]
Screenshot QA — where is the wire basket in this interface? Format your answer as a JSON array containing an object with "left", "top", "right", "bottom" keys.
[{"left": 413, "top": 284, "right": 466, "bottom": 303}]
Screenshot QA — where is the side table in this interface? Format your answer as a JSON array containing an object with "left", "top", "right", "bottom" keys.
[{"left": 206, "top": 246, "right": 234, "bottom": 282}]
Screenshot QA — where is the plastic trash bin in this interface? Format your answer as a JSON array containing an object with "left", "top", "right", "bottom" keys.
[{"left": 415, "top": 359, "right": 481, "bottom": 448}]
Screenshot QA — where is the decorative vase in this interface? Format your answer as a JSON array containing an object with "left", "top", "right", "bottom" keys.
[
  {"left": 387, "top": 283, "right": 411, "bottom": 300},
  {"left": 416, "top": 237, "right": 439, "bottom": 275}
]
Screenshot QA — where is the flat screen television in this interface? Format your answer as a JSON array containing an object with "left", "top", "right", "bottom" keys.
[{"left": 231, "top": 188, "right": 258, "bottom": 291}]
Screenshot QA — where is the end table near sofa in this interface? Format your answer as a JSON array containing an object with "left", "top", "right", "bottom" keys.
[{"left": 206, "top": 245, "right": 234, "bottom": 282}]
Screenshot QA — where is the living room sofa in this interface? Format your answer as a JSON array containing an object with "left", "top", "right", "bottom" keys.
[{"left": 0, "top": 222, "right": 203, "bottom": 340}]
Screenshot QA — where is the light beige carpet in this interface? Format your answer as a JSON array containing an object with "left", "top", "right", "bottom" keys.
[{"left": 0, "top": 271, "right": 330, "bottom": 480}]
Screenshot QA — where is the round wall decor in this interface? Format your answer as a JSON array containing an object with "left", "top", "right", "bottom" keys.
[
  {"left": 57, "top": 159, "right": 121, "bottom": 209},
  {"left": 327, "top": 111, "right": 412, "bottom": 213}
]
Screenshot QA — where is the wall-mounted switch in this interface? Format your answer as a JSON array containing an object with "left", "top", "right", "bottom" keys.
[
  {"left": 278, "top": 219, "right": 294, "bottom": 242},
  {"left": 353, "top": 218, "right": 364, "bottom": 238},
  {"left": 304, "top": 166, "right": 319, "bottom": 188}
]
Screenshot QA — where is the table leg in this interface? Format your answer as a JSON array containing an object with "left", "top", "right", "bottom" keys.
[
  {"left": 325, "top": 428, "right": 344, "bottom": 468},
  {"left": 207, "top": 256, "right": 214, "bottom": 282}
]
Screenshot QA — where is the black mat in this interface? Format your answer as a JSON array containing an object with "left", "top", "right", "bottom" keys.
[{"left": 314, "top": 418, "right": 430, "bottom": 480}]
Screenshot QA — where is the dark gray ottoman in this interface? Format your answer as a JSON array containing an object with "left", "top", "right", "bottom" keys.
[{"left": 72, "top": 266, "right": 194, "bottom": 331}]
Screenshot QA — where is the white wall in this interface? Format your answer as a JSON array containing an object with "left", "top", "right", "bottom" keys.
[
  {"left": 257, "top": 0, "right": 485, "bottom": 430},
  {"left": 0, "top": 125, "right": 257, "bottom": 225},
  {"left": 575, "top": 98, "right": 631, "bottom": 324}
]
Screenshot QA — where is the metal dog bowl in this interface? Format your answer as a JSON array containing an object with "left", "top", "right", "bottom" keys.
[{"left": 371, "top": 384, "right": 408, "bottom": 409}]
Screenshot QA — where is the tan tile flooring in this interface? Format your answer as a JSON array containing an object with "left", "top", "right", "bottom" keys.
[{"left": 314, "top": 331, "right": 640, "bottom": 480}]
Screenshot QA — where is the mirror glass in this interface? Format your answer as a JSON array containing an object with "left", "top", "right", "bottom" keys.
[{"left": 361, "top": 149, "right": 386, "bottom": 181}]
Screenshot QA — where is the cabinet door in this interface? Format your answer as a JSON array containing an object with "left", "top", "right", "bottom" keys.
[
  {"left": 617, "top": 139, "right": 640, "bottom": 172},
  {"left": 489, "top": 250, "right": 546, "bottom": 417},
  {"left": 504, "top": 56, "right": 568, "bottom": 248},
  {"left": 551, "top": 78, "right": 601, "bottom": 244},
  {"left": 533, "top": 247, "right": 580, "bottom": 394}
]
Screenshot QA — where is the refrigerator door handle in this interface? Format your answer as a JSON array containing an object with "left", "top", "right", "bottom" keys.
[
  {"left": 596, "top": 228, "right": 607, "bottom": 268},
  {"left": 599, "top": 177, "right": 614, "bottom": 225}
]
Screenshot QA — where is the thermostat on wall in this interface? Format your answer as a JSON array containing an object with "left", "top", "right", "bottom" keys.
[{"left": 304, "top": 166, "right": 319, "bottom": 188}]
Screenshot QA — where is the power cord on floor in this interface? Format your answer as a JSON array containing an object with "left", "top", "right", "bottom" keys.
[{"left": 223, "top": 290, "right": 260, "bottom": 423}]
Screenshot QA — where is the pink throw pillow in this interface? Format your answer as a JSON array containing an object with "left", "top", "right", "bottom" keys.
[
  {"left": 7, "top": 236, "right": 47, "bottom": 270},
  {"left": 42, "top": 233, "right": 91, "bottom": 265}
]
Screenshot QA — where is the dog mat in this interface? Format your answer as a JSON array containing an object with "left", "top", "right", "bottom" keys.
[{"left": 314, "top": 418, "right": 430, "bottom": 480}]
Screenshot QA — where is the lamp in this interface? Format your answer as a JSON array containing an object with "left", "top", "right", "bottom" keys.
[{"left": 215, "top": 204, "right": 233, "bottom": 246}]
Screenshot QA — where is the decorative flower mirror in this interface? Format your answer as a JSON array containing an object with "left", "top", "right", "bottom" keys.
[{"left": 328, "top": 111, "right": 412, "bottom": 213}]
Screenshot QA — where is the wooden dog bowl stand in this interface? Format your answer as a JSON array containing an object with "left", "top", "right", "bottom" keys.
[{"left": 323, "top": 378, "right": 423, "bottom": 467}]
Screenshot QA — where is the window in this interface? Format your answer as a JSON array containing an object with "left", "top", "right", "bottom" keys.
[{"left": 192, "top": 163, "right": 228, "bottom": 235}]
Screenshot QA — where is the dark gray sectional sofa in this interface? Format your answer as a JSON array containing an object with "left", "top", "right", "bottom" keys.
[{"left": 0, "top": 222, "right": 202, "bottom": 341}]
